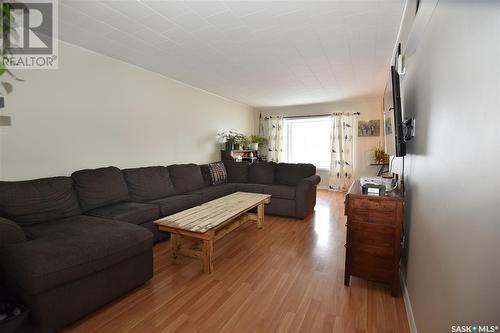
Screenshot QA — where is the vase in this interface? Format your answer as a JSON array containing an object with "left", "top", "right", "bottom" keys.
[
  {"left": 250, "top": 143, "right": 259, "bottom": 150},
  {"left": 225, "top": 142, "right": 233, "bottom": 151}
]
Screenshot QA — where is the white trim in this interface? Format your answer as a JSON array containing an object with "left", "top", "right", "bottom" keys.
[
  {"left": 317, "top": 185, "right": 329, "bottom": 190},
  {"left": 401, "top": 272, "right": 418, "bottom": 333}
]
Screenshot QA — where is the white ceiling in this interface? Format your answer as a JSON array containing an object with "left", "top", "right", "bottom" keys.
[{"left": 58, "top": 1, "right": 405, "bottom": 107}]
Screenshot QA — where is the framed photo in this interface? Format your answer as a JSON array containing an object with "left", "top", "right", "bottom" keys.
[{"left": 358, "top": 120, "right": 380, "bottom": 137}]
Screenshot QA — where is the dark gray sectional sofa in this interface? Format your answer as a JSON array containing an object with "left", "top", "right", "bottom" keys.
[{"left": 0, "top": 161, "right": 320, "bottom": 332}]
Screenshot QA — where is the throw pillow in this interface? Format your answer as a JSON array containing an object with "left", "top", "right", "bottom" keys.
[{"left": 208, "top": 162, "right": 227, "bottom": 185}]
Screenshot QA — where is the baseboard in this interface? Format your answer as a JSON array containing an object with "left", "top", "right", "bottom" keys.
[
  {"left": 317, "top": 185, "right": 329, "bottom": 190},
  {"left": 401, "top": 273, "right": 418, "bottom": 333}
]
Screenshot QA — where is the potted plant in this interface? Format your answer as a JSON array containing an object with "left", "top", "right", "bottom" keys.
[
  {"left": 234, "top": 134, "right": 248, "bottom": 151},
  {"left": 249, "top": 135, "right": 266, "bottom": 150},
  {"left": 217, "top": 130, "right": 244, "bottom": 151},
  {"left": 373, "top": 142, "right": 389, "bottom": 164}
]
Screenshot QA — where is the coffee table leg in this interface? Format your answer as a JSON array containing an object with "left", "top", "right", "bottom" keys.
[
  {"left": 257, "top": 203, "right": 264, "bottom": 229},
  {"left": 171, "top": 233, "right": 180, "bottom": 263},
  {"left": 202, "top": 239, "right": 214, "bottom": 273}
]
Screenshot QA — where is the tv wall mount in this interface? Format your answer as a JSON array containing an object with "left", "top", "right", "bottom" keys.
[{"left": 403, "top": 118, "right": 416, "bottom": 141}]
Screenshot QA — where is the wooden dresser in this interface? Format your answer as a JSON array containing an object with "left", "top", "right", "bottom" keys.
[{"left": 344, "top": 180, "right": 404, "bottom": 296}]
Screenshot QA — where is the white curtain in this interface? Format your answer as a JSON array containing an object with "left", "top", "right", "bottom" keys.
[
  {"left": 329, "top": 113, "right": 355, "bottom": 191},
  {"left": 262, "top": 116, "right": 283, "bottom": 162}
]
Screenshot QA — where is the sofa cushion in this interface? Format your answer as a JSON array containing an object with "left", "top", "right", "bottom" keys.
[
  {"left": 275, "top": 163, "right": 316, "bottom": 186},
  {"left": 264, "top": 185, "right": 296, "bottom": 200},
  {"left": 208, "top": 162, "right": 227, "bottom": 185},
  {"left": 199, "top": 164, "right": 213, "bottom": 187},
  {"left": 248, "top": 162, "right": 277, "bottom": 185},
  {"left": 2, "top": 215, "right": 153, "bottom": 294},
  {"left": 148, "top": 195, "right": 202, "bottom": 216},
  {"left": 123, "top": 166, "right": 176, "bottom": 202},
  {"left": 72, "top": 167, "right": 129, "bottom": 211},
  {"left": 0, "top": 217, "right": 27, "bottom": 245},
  {"left": 85, "top": 202, "right": 160, "bottom": 225},
  {"left": 167, "top": 164, "right": 205, "bottom": 194},
  {"left": 223, "top": 161, "right": 250, "bottom": 183},
  {"left": 233, "top": 183, "right": 269, "bottom": 194},
  {"left": 0, "top": 177, "right": 81, "bottom": 226},
  {"left": 188, "top": 184, "right": 235, "bottom": 203}
]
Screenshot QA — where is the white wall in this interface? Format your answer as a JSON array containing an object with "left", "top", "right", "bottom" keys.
[
  {"left": 255, "top": 97, "right": 384, "bottom": 188},
  {"left": 395, "top": 1, "right": 500, "bottom": 332},
  {"left": 0, "top": 42, "right": 253, "bottom": 180}
]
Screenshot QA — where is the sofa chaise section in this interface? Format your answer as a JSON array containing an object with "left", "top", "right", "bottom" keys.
[{"left": 0, "top": 176, "right": 154, "bottom": 332}]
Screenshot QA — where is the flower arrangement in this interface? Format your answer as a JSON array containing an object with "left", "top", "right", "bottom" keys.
[{"left": 373, "top": 141, "right": 389, "bottom": 164}]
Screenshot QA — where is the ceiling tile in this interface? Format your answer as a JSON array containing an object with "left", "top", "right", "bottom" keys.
[
  {"left": 168, "top": 11, "right": 212, "bottom": 32},
  {"left": 134, "top": 28, "right": 170, "bottom": 46},
  {"left": 137, "top": 14, "right": 177, "bottom": 33},
  {"left": 77, "top": 16, "right": 116, "bottom": 35},
  {"left": 142, "top": 1, "right": 190, "bottom": 18},
  {"left": 63, "top": 1, "right": 124, "bottom": 22},
  {"left": 106, "top": 15, "right": 148, "bottom": 34},
  {"left": 185, "top": 1, "right": 229, "bottom": 18},
  {"left": 239, "top": 10, "right": 279, "bottom": 32},
  {"left": 59, "top": 3, "right": 88, "bottom": 26},
  {"left": 99, "top": 0, "right": 156, "bottom": 20},
  {"left": 161, "top": 27, "right": 196, "bottom": 45},
  {"left": 223, "top": 1, "right": 264, "bottom": 17},
  {"left": 206, "top": 11, "right": 244, "bottom": 31}
]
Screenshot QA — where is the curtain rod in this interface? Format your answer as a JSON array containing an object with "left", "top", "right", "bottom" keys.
[{"left": 264, "top": 112, "right": 360, "bottom": 120}]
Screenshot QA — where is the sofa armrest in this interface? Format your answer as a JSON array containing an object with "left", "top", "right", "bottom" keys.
[
  {"left": 295, "top": 175, "right": 321, "bottom": 219},
  {"left": 0, "top": 217, "right": 26, "bottom": 246},
  {"left": 300, "top": 175, "right": 321, "bottom": 186}
]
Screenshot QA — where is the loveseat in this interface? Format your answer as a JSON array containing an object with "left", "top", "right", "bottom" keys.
[{"left": 0, "top": 161, "right": 320, "bottom": 332}]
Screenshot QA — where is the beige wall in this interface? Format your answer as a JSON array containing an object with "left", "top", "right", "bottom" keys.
[
  {"left": 0, "top": 41, "right": 253, "bottom": 180},
  {"left": 395, "top": 1, "right": 500, "bottom": 332},
  {"left": 255, "top": 97, "right": 384, "bottom": 188}
]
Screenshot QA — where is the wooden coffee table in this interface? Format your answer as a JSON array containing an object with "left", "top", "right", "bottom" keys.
[{"left": 154, "top": 192, "right": 271, "bottom": 273}]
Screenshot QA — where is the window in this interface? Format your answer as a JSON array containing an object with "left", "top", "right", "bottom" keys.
[{"left": 282, "top": 116, "right": 332, "bottom": 169}]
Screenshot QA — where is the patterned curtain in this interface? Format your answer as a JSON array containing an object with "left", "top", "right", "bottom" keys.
[
  {"left": 329, "top": 113, "right": 355, "bottom": 191},
  {"left": 262, "top": 116, "right": 283, "bottom": 162}
]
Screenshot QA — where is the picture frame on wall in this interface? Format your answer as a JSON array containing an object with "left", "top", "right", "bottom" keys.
[{"left": 358, "top": 120, "right": 380, "bottom": 137}]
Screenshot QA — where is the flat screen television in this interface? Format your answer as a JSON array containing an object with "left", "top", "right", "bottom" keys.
[{"left": 383, "top": 66, "right": 406, "bottom": 157}]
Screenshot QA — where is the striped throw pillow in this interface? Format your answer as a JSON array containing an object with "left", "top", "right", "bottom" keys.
[{"left": 208, "top": 162, "right": 227, "bottom": 185}]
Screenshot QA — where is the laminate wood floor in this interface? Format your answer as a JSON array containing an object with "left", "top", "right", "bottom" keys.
[{"left": 66, "top": 190, "right": 410, "bottom": 333}]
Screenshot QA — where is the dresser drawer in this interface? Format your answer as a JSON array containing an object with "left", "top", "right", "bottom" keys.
[
  {"left": 349, "top": 209, "right": 396, "bottom": 226},
  {"left": 351, "top": 198, "right": 396, "bottom": 211},
  {"left": 350, "top": 265, "right": 394, "bottom": 284},
  {"left": 348, "top": 223, "right": 394, "bottom": 248},
  {"left": 349, "top": 244, "right": 394, "bottom": 270}
]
